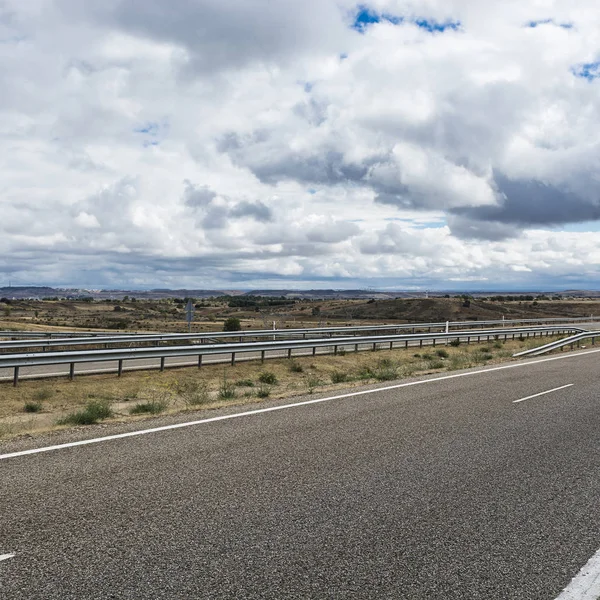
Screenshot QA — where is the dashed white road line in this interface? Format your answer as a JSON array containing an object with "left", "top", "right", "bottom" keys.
[
  {"left": 554, "top": 547, "right": 600, "bottom": 599},
  {"left": 1, "top": 347, "right": 600, "bottom": 462},
  {"left": 0, "top": 554, "right": 15, "bottom": 562},
  {"left": 513, "top": 383, "right": 574, "bottom": 404}
]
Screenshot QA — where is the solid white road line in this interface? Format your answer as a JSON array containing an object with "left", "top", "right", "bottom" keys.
[
  {"left": 554, "top": 547, "right": 600, "bottom": 599},
  {"left": 2, "top": 347, "right": 600, "bottom": 462},
  {"left": 0, "top": 554, "right": 15, "bottom": 562},
  {"left": 513, "top": 383, "right": 573, "bottom": 404}
]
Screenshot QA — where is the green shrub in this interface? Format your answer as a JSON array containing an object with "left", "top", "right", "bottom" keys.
[
  {"left": 289, "top": 361, "right": 303, "bottom": 373},
  {"left": 449, "top": 338, "right": 461, "bottom": 347},
  {"left": 427, "top": 360, "right": 445, "bottom": 369},
  {"left": 223, "top": 317, "right": 242, "bottom": 332},
  {"left": 435, "top": 349, "right": 449, "bottom": 358},
  {"left": 235, "top": 379, "right": 255, "bottom": 387},
  {"left": 24, "top": 401, "right": 43, "bottom": 413},
  {"left": 258, "top": 371, "right": 278, "bottom": 385},
  {"left": 175, "top": 380, "right": 210, "bottom": 406},
  {"left": 304, "top": 374, "right": 322, "bottom": 393},
  {"left": 58, "top": 400, "right": 112, "bottom": 426},
  {"left": 493, "top": 340, "right": 504, "bottom": 349},
  {"left": 330, "top": 370, "right": 350, "bottom": 384},
  {"left": 256, "top": 385, "right": 271, "bottom": 398},
  {"left": 374, "top": 366, "right": 398, "bottom": 381},
  {"left": 130, "top": 400, "right": 168, "bottom": 415}
]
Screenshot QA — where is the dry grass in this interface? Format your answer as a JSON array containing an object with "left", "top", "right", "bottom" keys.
[{"left": 0, "top": 333, "right": 574, "bottom": 440}]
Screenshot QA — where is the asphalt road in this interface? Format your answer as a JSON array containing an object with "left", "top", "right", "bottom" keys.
[{"left": 1, "top": 349, "right": 600, "bottom": 598}]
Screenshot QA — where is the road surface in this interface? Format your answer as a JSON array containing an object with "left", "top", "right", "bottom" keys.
[{"left": 1, "top": 348, "right": 600, "bottom": 598}]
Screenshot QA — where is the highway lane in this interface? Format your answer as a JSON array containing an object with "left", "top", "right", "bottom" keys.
[{"left": 2, "top": 350, "right": 600, "bottom": 598}]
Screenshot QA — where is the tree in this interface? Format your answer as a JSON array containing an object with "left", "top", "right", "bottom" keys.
[{"left": 223, "top": 317, "right": 242, "bottom": 332}]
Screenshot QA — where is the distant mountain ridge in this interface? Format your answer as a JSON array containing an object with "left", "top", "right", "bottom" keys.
[{"left": 0, "top": 286, "right": 598, "bottom": 300}]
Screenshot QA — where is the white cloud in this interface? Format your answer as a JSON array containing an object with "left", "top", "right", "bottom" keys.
[{"left": 1, "top": 0, "right": 599, "bottom": 289}]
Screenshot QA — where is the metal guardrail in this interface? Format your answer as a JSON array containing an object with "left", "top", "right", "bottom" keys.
[
  {"left": 0, "top": 316, "right": 595, "bottom": 349},
  {"left": 513, "top": 331, "right": 600, "bottom": 357},
  {"left": 0, "top": 330, "right": 136, "bottom": 339},
  {"left": 0, "top": 325, "right": 583, "bottom": 385}
]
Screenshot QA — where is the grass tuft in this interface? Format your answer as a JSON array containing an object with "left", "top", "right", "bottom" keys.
[
  {"left": 130, "top": 399, "right": 168, "bottom": 415},
  {"left": 24, "top": 401, "right": 43, "bottom": 413},
  {"left": 258, "top": 371, "right": 278, "bottom": 385},
  {"left": 58, "top": 400, "right": 112, "bottom": 426}
]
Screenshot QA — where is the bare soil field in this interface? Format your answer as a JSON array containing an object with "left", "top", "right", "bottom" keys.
[{"left": 1, "top": 296, "right": 599, "bottom": 335}]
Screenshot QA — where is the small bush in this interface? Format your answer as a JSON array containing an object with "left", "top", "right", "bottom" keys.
[
  {"left": 258, "top": 371, "right": 278, "bottom": 385},
  {"left": 422, "top": 353, "right": 434, "bottom": 360},
  {"left": 218, "top": 382, "right": 236, "bottom": 400},
  {"left": 435, "top": 349, "right": 449, "bottom": 358},
  {"left": 289, "top": 361, "right": 303, "bottom": 373},
  {"left": 24, "top": 401, "right": 43, "bottom": 413},
  {"left": 427, "top": 360, "right": 445, "bottom": 369},
  {"left": 32, "top": 388, "right": 53, "bottom": 402},
  {"left": 357, "top": 366, "right": 375, "bottom": 380},
  {"left": 130, "top": 400, "right": 168, "bottom": 415},
  {"left": 449, "top": 338, "right": 461, "bottom": 347},
  {"left": 223, "top": 317, "right": 242, "bottom": 332},
  {"left": 58, "top": 400, "right": 112, "bottom": 426},
  {"left": 235, "top": 379, "right": 255, "bottom": 387},
  {"left": 518, "top": 335, "right": 525, "bottom": 342},
  {"left": 176, "top": 380, "right": 211, "bottom": 406},
  {"left": 304, "top": 374, "right": 322, "bottom": 393},
  {"left": 493, "top": 341, "right": 504, "bottom": 349},
  {"left": 256, "top": 385, "right": 271, "bottom": 398},
  {"left": 330, "top": 370, "right": 350, "bottom": 384},
  {"left": 375, "top": 366, "right": 398, "bottom": 381},
  {"left": 378, "top": 358, "right": 394, "bottom": 368},
  {"left": 413, "top": 353, "right": 421, "bottom": 358},
  {"left": 337, "top": 348, "right": 346, "bottom": 356},
  {"left": 480, "top": 347, "right": 490, "bottom": 353}
]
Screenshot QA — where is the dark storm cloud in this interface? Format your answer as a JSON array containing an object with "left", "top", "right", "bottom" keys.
[{"left": 448, "top": 171, "right": 600, "bottom": 239}]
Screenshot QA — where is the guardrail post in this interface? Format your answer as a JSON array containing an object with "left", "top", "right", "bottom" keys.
[
  {"left": 432, "top": 338, "right": 436, "bottom": 347},
  {"left": 118, "top": 360, "right": 123, "bottom": 376},
  {"left": 312, "top": 347, "right": 316, "bottom": 356},
  {"left": 467, "top": 337, "right": 470, "bottom": 345},
  {"left": 288, "top": 348, "right": 292, "bottom": 359},
  {"left": 389, "top": 341, "right": 393, "bottom": 350},
  {"left": 160, "top": 357, "right": 165, "bottom": 372},
  {"left": 593, "top": 338, "right": 596, "bottom": 346},
  {"left": 334, "top": 345, "right": 338, "bottom": 355},
  {"left": 69, "top": 363, "right": 75, "bottom": 380},
  {"left": 13, "top": 366, "right": 19, "bottom": 387},
  {"left": 261, "top": 350, "right": 265, "bottom": 363},
  {"left": 355, "top": 344, "right": 359, "bottom": 352},
  {"left": 231, "top": 352, "right": 236, "bottom": 366},
  {"left": 198, "top": 355, "right": 203, "bottom": 368},
  {"left": 372, "top": 342, "right": 377, "bottom": 351},
  {"left": 404, "top": 341, "right": 408, "bottom": 349},
  {"left": 419, "top": 339, "right": 423, "bottom": 348}
]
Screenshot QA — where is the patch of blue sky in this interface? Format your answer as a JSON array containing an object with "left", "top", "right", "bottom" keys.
[
  {"left": 352, "top": 6, "right": 460, "bottom": 34},
  {"left": 383, "top": 217, "right": 446, "bottom": 229},
  {"left": 572, "top": 62, "right": 600, "bottom": 80},
  {"left": 133, "top": 122, "right": 160, "bottom": 136},
  {"left": 557, "top": 221, "right": 600, "bottom": 233},
  {"left": 414, "top": 18, "right": 461, "bottom": 33},
  {"left": 526, "top": 19, "right": 573, "bottom": 29}
]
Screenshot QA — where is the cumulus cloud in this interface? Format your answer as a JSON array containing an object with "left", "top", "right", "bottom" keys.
[{"left": 1, "top": 0, "right": 600, "bottom": 289}]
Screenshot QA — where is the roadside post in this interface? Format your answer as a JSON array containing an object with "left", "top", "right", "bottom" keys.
[{"left": 185, "top": 300, "right": 195, "bottom": 333}]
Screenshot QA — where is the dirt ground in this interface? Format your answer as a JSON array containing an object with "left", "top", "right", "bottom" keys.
[{"left": 1, "top": 297, "right": 598, "bottom": 335}]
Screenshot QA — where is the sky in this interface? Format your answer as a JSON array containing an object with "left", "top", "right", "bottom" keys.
[{"left": 1, "top": 0, "right": 600, "bottom": 291}]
